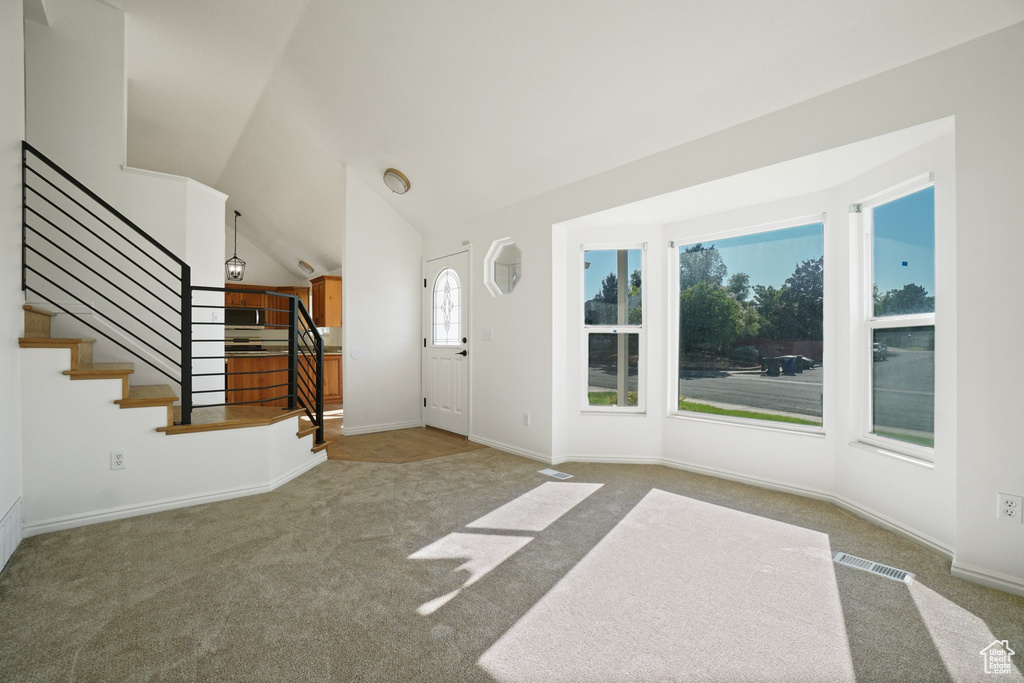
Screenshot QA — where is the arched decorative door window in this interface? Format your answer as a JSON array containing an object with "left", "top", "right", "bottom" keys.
[{"left": 432, "top": 268, "right": 462, "bottom": 345}]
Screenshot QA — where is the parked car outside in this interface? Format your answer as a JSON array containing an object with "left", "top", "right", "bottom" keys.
[{"left": 873, "top": 342, "right": 888, "bottom": 361}]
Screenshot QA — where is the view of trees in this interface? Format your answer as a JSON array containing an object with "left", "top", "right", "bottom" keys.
[
  {"left": 679, "top": 243, "right": 823, "bottom": 362},
  {"left": 874, "top": 282, "right": 934, "bottom": 316},
  {"left": 590, "top": 268, "right": 643, "bottom": 325}
]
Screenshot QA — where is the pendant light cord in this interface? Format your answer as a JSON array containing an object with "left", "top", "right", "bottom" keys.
[{"left": 233, "top": 210, "right": 240, "bottom": 257}]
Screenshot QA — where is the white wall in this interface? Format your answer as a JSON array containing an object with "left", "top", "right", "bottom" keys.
[
  {"left": 23, "top": 0, "right": 226, "bottom": 398},
  {"left": 20, "top": 347, "right": 322, "bottom": 535},
  {"left": 0, "top": 0, "right": 25, "bottom": 566},
  {"left": 342, "top": 169, "right": 423, "bottom": 434},
  {"left": 427, "top": 23, "right": 1024, "bottom": 594},
  {"left": 225, "top": 229, "right": 311, "bottom": 288}
]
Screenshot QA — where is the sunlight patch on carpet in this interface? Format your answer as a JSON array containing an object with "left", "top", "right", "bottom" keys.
[
  {"left": 409, "top": 532, "right": 532, "bottom": 615},
  {"left": 477, "top": 489, "right": 855, "bottom": 682},
  {"left": 467, "top": 482, "right": 602, "bottom": 532}
]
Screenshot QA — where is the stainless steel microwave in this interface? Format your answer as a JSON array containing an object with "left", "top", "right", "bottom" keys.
[{"left": 225, "top": 307, "right": 265, "bottom": 327}]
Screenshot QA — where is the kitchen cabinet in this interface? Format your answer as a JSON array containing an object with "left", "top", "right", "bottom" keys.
[
  {"left": 226, "top": 355, "right": 289, "bottom": 408},
  {"left": 224, "top": 284, "right": 268, "bottom": 311},
  {"left": 311, "top": 276, "right": 342, "bottom": 327},
  {"left": 265, "top": 286, "right": 311, "bottom": 329},
  {"left": 323, "top": 354, "right": 342, "bottom": 403}
]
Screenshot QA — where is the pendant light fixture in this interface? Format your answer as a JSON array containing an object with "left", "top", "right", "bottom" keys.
[{"left": 225, "top": 210, "right": 246, "bottom": 281}]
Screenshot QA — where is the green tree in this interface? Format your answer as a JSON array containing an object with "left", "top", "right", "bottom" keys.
[
  {"left": 680, "top": 243, "right": 728, "bottom": 290},
  {"left": 781, "top": 256, "right": 823, "bottom": 340},
  {"left": 679, "top": 282, "right": 743, "bottom": 354},
  {"left": 875, "top": 283, "right": 934, "bottom": 316},
  {"left": 727, "top": 272, "right": 750, "bottom": 302},
  {"left": 752, "top": 284, "right": 789, "bottom": 339}
]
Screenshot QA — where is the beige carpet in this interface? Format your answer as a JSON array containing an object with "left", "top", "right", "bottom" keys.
[{"left": 1, "top": 450, "right": 1022, "bottom": 682}]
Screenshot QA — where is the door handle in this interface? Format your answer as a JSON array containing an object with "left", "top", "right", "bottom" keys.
[{"left": 456, "top": 350, "right": 467, "bottom": 356}]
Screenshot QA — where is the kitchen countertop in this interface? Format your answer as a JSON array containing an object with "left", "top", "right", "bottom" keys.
[{"left": 225, "top": 348, "right": 342, "bottom": 358}]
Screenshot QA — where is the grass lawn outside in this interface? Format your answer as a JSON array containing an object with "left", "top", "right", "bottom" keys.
[
  {"left": 873, "top": 429, "right": 934, "bottom": 448},
  {"left": 677, "top": 398, "right": 822, "bottom": 427},
  {"left": 588, "top": 391, "right": 638, "bottom": 407}
]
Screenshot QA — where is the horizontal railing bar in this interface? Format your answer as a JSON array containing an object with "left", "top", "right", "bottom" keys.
[
  {"left": 23, "top": 142, "right": 187, "bottom": 269},
  {"left": 193, "top": 383, "right": 290, "bottom": 395},
  {"left": 24, "top": 285, "right": 181, "bottom": 384},
  {"left": 25, "top": 167, "right": 181, "bottom": 281},
  {"left": 198, "top": 395, "right": 293, "bottom": 408},
  {"left": 25, "top": 250, "right": 181, "bottom": 361},
  {"left": 25, "top": 224, "right": 183, "bottom": 334},
  {"left": 193, "top": 369, "right": 288, "bottom": 377},
  {"left": 25, "top": 207, "right": 182, "bottom": 313},
  {"left": 25, "top": 193, "right": 181, "bottom": 299}
]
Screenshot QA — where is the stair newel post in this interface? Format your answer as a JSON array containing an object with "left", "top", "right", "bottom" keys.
[
  {"left": 316, "top": 336, "right": 324, "bottom": 445},
  {"left": 179, "top": 266, "right": 192, "bottom": 425},
  {"left": 288, "top": 295, "right": 298, "bottom": 410}
]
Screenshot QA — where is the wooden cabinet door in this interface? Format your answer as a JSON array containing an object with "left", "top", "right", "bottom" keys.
[
  {"left": 323, "top": 355, "right": 341, "bottom": 403},
  {"left": 311, "top": 279, "right": 325, "bottom": 326},
  {"left": 224, "top": 290, "right": 246, "bottom": 308}
]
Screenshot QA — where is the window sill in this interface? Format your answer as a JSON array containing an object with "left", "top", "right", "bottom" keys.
[
  {"left": 580, "top": 409, "right": 647, "bottom": 417},
  {"left": 667, "top": 411, "right": 825, "bottom": 438},
  {"left": 847, "top": 440, "right": 934, "bottom": 469}
]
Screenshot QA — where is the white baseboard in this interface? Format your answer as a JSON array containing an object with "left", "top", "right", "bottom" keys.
[
  {"left": 527, "top": 451, "right": 955, "bottom": 559},
  {"left": 468, "top": 434, "right": 552, "bottom": 464},
  {"left": 24, "top": 453, "right": 326, "bottom": 537},
  {"left": 951, "top": 561, "right": 1024, "bottom": 598},
  {"left": 1, "top": 498, "right": 23, "bottom": 572},
  {"left": 340, "top": 420, "right": 423, "bottom": 436}
]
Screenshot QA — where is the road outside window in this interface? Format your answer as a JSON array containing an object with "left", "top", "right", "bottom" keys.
[
  {"left": 675, "top": 222, "right": 824, "bottom": 428},
  {"left": 583, "top": 248, "right": 643, "bottom": 410},
  {"left": 866, "top": 185, "right": 936, "bottom": 449}
]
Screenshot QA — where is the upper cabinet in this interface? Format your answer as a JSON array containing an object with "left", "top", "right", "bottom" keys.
[
  {"left": 223, "top": 284, "right": 267, "bottom": 310},
  {"left": 311, "top": 275, "right": 342, "bottom": 327},
  {"left": 266, "top": 286, "right": 310, "bottom": 328}
]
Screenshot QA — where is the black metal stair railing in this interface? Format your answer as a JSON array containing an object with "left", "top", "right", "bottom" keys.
[
  {"left": 20, "top": 141, "right": 325, "bottom": 442},
  {"left": 191, "top": 287, "right": 325, "bottom": 444}
]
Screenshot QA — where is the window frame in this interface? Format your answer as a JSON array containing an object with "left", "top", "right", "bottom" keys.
[
  {"left": 580, "top": 242, "right": 647, "bottom": 414},
  {"left": 431, "top": 267, "right": 463, "bottom": 347},
  {"left": 857, "top": 173, "right": 936, "bottom": 460},
  {"left": 667, "top": 214, "right": 827, "bottom": 434}
]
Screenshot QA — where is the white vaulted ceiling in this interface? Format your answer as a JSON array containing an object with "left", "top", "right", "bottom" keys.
[{"left": 111, "top": 0, "right": 1024, "bottom": 278}]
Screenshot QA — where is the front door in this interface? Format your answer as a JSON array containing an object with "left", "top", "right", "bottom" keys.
[{"left": 423, "top": 250, "right": 470, "bottom": 435}]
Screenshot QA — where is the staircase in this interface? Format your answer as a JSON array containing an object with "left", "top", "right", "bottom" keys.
[
  {"left": 20, "top": 304, "right": 329, "bottom": 448},
  {"left": 18, "top": 142, "right": 331, "bottom": 536}
]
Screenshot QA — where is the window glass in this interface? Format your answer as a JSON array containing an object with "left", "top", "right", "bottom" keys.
[
  {"left": 871, "top": 326, "right": 934, "bottom": 447},
  {"left": 584, "top": 249, "right": 642, "bottom": 326},
  {"left": 676, "top": 223, "right": 824, "bottom": 427},
  {"left": 432, "top": 268, "right": 461, "bottom": 346},
  {"left": 588, "top": 332, "right": 639, "bottom": 407},
  {"left": 873, "top": 186, "right": 935, "bottom": 317}
]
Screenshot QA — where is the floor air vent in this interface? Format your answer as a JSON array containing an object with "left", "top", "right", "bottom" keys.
[
  {"left": 538, "top": 468, "right": 573, "bottom": 480},
  {"left": 833, "top": 552, "right": 914, "bottom": 584}
]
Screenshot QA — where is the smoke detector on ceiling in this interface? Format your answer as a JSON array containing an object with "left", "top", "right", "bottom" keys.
[{"left": 383, "top": 168, "right": 411, "bottom": 194}]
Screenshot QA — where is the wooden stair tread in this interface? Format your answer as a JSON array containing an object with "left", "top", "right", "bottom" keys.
[
  {"left": 297, "top": 424, "right": 319, "bottom": 439},
  {"left": 19, "top": 337, "right": 96, "bottom": 347},
  {"left": 159, "top": 405, "right": 304, "bottom": 435},
  {"left": 312, "top": 441, "right": 329, "bottom": 454},
  {"left": 63, "top": 362, "right": 134, "bottom": 378},
  {"left": 23, "top": 304, "right": 57, "bottom": 316},
  {"left": 115, "top": 384, "right": 178, "bottom": 408}
]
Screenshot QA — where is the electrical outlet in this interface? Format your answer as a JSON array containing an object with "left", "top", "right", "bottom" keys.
[
  {"left": 998, "top": 493, "right": 1022, "bottom": 523},
  {"left": 110, "top": 449, "right": 126, "bottom": 470},
  {"left": 523, "top": 412, "right": 531, "bottom": 426}
]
